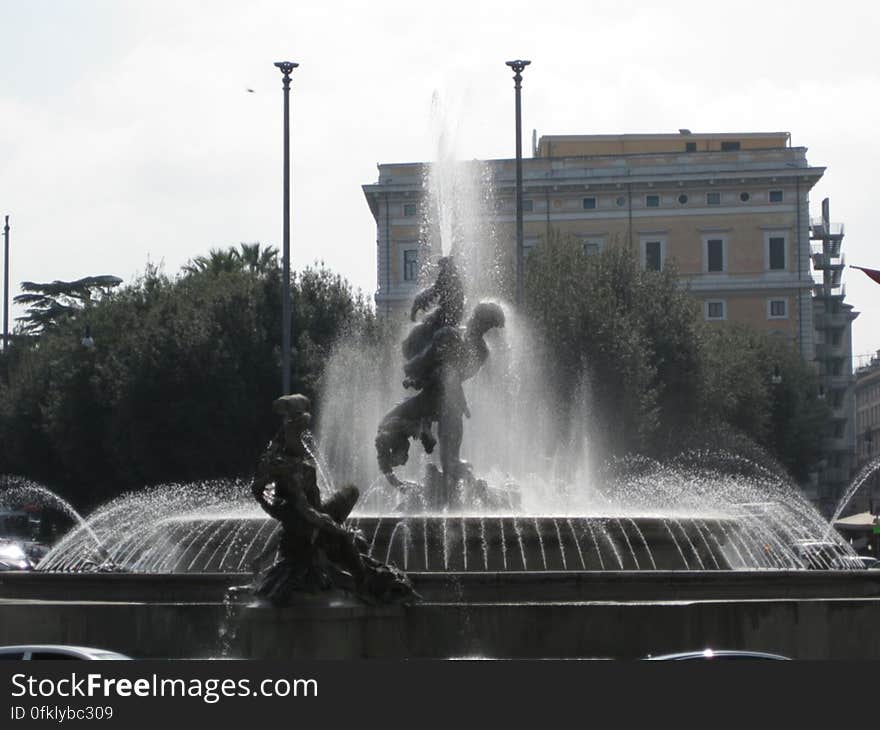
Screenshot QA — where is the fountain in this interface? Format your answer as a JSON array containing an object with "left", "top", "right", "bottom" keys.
[{"left": 2, "top": 97, "right": 880, "bottom": 659}]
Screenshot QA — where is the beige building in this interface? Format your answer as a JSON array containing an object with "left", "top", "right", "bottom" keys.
[
  {"left": 365, "top": 131, "right": 823, "bottom": 357},
  {"left": 363, "top": 131, "right": 859, "bottom": 508}
]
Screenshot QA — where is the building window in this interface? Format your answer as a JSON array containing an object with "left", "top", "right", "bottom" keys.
[
  {"left": 678, "top": 194, "right": 688, "bottom": 205},
  {"left": 522, "top": 199, "right": 533, "bottom": 212},
  {"left": 646, "top": 194, "right": 660, "bottom": 208},
  {"left": 615, "top": 196, "right": 626, "bottom": 208},
  {"left": 768, "top": 236, "right": 787, "bottom": 270},
  {"left": 523, "top": 237, "right": 538, "bottom": 258},
  {"left": 580, "top": 237, "right": 604, "bottom": 256},
  {"left": 769, "top": 299, "right": 788, "bottom": 319},
  {"left": 403, "top": 203, "right": 417, "bottom": 217},
  {"left": 644, "top": 240, "right": 663, "bottom": 272},
  {"left": 706, "top": 192, "right": 721, "bottom": 205},
  {"left": 403, "top": 249, "right": 419, "bottom": 281},
  {"left": 706, "top": 300, "right": 726, "bottom": 320},
  {"left": 706, "top": 238, "right": 724, "bottom": 272},
  {"left": 685, "top": 142, "right": 697, "bottom": 152},
  {"left": 721, "top": 141, "right": 741, "bottom": 151},
  {"left": 769, "top": 189, "right": 784, "bottom": 203},
  {"left": 739, "top": 192, "right": 750, "bottom": 202},
  {"left": 582, "top": 197, "right": 597, "bottom": 210}
]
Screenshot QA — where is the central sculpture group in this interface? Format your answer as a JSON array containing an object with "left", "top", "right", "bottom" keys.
[
  {"left": 249, "top": 256, "right": 505, "bottom": 605},
  {"left": 375, "top": 256, "right": 505, "bottom": 509}
]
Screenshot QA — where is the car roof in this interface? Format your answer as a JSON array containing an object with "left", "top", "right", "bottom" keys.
[
  {"left": 0, "top": 645, "right": 131, "bottom": 659},
  {"left": 792, "top": 540, "right": 838, "bottom": 547},
  {"left": 645, "top": 649, "right": 791, "bottom": 661}
]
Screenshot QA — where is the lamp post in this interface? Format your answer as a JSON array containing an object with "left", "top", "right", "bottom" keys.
[
  {"left": 506, "top": 59, "right": 530, "bottom": 306},
  {"left": 275, "top": 61, "right": 298, "bottom": 395},
  {"left": 3, "top": 215, "right": 9, "bottom": 351}
]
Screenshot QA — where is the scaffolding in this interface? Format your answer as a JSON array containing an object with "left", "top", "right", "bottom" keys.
[{"left": 811, "top": 198, "right": 859, "bottom": 515}]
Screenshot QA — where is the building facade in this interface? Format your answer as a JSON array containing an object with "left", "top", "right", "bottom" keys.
[
  {"left": 363, "top": 131, "right": 859, "bottom": 508},
  {"left": 855, "top": 353, "right": 880, "bottom": 513},
  {"left": 365, "top": 132, "right": 824, "bottom": 358}
]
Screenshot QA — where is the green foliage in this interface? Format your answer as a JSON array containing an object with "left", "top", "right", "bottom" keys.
[
  {"left": 183, "top": 243, "right": 279, "bottom": 277},
  {"left": 700, "top": 324, "right": 829, "bottom": 481},
  {"left": 524, "top": 230, "right": 828, "bottom": 479},
  {"left": 13, "top": 275, "right": 122, "bottom": 335},
  {"left": 0, "top": 248, "right": 373, "bottom": 508},
  {"left": 525, "top": 231, "right": 704, "bottom": 456}
]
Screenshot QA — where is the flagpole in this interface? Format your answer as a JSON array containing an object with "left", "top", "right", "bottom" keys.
[{"left": 851, "top": 265, "right": 880, "bottom": 285}]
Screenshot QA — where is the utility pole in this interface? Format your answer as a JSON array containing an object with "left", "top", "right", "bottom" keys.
[
  {"left": 3, "top": 215, "right": 9, "bottom": 351},
  {"left": 505, "top": 60, "right": 530, "bottom": 306},
  {"left": 275, "top": 61, "right": 298, "bottom": 395}
]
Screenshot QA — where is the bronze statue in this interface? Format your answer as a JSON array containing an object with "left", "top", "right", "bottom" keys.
[
  {"left": 375, "top": 254, "right": 506, "bottom": 508},
  {"left": 251, "top": 394, "right": 418, "bottom": 605},
  {"left": 402, "top": 255, "right": 465, "bottom": 359}
]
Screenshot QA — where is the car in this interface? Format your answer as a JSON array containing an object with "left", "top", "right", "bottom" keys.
[
  {"left": 645, "top": 648, "right": 791, "bottom": 661},
  {"left": 831, "top": 555, "right": 880, "bottom": 570},
  {"left": 791, "top": 540, "right": 848, "bottom": 570},
  {"left": 0, "top": 540, "right": 32, "bottom": 571},
  {"left": 0, "top": 645, "right": 132, "bottom": 660}
]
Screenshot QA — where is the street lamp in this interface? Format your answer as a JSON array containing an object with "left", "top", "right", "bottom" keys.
[
  {"left": 3, "top": 215, "right": 9, "bottom": 351},
  {"left": 505, "top": 59, "right": 530, "bottom": 307},
  {"left": 275, "top": 61, "right": 298, "bottom": 395}
]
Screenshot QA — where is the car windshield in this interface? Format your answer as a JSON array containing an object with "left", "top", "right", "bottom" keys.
[{"left": 0, "top": 542, "right": 26, "bottom": 561}]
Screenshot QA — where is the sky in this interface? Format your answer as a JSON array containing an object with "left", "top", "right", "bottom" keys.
[{"left": 1, "top": 0, "right": 879, "bottom": 363}]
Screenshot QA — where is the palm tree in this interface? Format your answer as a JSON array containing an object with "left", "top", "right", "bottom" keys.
[
  {"left": 183, "top": 243, "right": 279, "bottom": 277},
  {"left": 237, "top": 243, "right": 278, "bottom": 275},
  {"left": 182, "top": 248, "right": 243, "bottom": 276}
]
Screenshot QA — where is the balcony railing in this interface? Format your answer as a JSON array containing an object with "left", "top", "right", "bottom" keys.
[
  {"left": 810, "top": 218, "right": 845, "bottom": 239},
  {"left": 811, "top": 252, "right": 845, "bottom": 270},
  {"left": 810, "top": 239, "right": 842, "bottom": 258},
  {"left": 814, "top": 282, "right": 846, "bottom": 299},
  {"left": 814, "top": 311, "right": 852, "bottom": 329}
]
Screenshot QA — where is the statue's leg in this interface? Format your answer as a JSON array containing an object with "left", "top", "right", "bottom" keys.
[
  {"left": 320, "top": 530, "right": 367, "bottom": 586},
  {"left": 419, "top": 419, "right": 436, "bottom": 453},
  {"left": 322, "top": 485, "right": 360, "bottom": 523},
  {"left": 438, "top": 406, "right": 464, "bottom": 506}
]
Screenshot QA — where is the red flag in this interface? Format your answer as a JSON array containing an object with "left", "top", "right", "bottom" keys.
[{"left": 852, "top": 266, "right": 880, "bottom": 286}]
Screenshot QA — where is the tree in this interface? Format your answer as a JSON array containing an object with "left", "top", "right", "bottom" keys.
[
  {"left": 700, "top": 324, "right": 829, "bottom": 481},
  {"left": 183, "top": 243, "right": 279, "bottom": 277},
  {"left": 524, "top": 231, "right": 704, "bottom": 457},
  {"left": 238, "top": 243, "right": 279, "bottom": 275},
  {"left": 0, "top": 252, "right": 374, "bottom": 509},
  {"left": 13, "top": 275, "right": 122, "bottom": 335},
  {"left": 523, "top": 229, "right": 829, "bottom": 481}
]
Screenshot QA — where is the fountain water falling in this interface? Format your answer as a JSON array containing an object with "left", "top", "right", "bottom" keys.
[{"left": 18, "top": 93, "right": 865, "bottom": 577}]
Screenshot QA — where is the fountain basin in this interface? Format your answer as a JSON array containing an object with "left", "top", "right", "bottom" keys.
[
  {"left": 39, "top": 513, "right": 749, "bottom": 573},
  {"left": 3, "top": 569, "right": 880, "bottom": 659}
]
